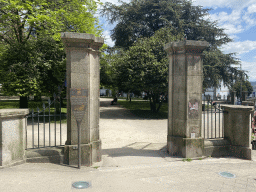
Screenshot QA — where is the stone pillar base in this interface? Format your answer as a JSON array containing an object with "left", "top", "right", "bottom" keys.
[
  {"left": 167, "top": 135, "right": 204, "bottom": 158},
  {"left": 229, "top": 146, "right": 251, "bottom": 160},
  {"left": 64, "top": 140, "right": 101, "bottom": 166}
]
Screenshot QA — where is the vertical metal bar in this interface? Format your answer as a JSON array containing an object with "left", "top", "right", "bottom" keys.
[
  {"left": 32, "top": 109, "right": 34, "bottom": 148},
  {"left": 215, "top": 103, "right": 217, "bottom": 138},
  {"left": 207, "top": 99, "right": 209, "bottom": 138},
  {"left": 211, "top": 100, "right": 213, "bottom": 138},
  {"left": 26, "top": 115, "right": 28, "bottom": 150},
  {"left": 60, "top": 98, "right": 62, "bottom": 145},
  {"left": 37, "top": 107, "right": 40, "bottom": 148},
  {"left": 221, "top": 104, "right": 224, "bottom": 137},
  {"left": 204, "top": 97, "right": 205, "bottom": 138},
  {"left": 78, "top": 121, "right": 81, "bottom": 169},
  {"left": 54, "top": 94, "right": 56, "bottom": 146},
  {"left": 48, "top": 99, "right": 51, "bottom": 146},
  {"left": 219, "top": 104, "right": 221, "bottom": 137},
  {"left": 219, "top": 104, "right": 223, "bottom": 137},
  {"left": 43, "top": 103, "right": 45, "bottom": 148}
]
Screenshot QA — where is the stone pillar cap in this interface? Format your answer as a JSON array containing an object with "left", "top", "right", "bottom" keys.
[
  {"left": 61, "top": 32, "right": 104, "bottom": 45},
  {"left": 0, "top": 109, "right": 29, "bottom": 118},
  {"left": 164, "top": 40, "right": 209, "bottom": 52},
  {"left": 221, "top": 105, "right": 254, "bottom": 111}
]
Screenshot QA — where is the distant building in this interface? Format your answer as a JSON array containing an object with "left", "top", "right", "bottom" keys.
[
  {"left": 100, "top": 88, "right": 112, "bottom": 97},
  {"left": 249, "top": 82, "right": 256, "bottom": 98},
  {"left": 216, "top": 81, "right": 230, "bottom": 100},
  {"left": 203, "top": 81, "right": 230, "bottom": 101}
]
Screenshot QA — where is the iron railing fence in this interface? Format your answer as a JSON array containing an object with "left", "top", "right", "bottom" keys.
[
  {"left": 26, "top": 93, "right": 67, "bottom": 149},
  {"left": 202, "top": 98, "right": 224, "bottom": 139}
]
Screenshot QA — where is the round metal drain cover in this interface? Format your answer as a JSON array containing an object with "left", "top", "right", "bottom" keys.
[
  {"left": 72, "top": 181, "right": 91, "bottom": 189},
  {"left": 218, "top": 172, "right": 236, "bottom": 178}
]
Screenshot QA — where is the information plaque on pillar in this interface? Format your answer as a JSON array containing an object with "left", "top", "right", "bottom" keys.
[
  {"left": 70, "top": 88, "right": 88, "bottom": 169},
  {"left": 70, "top": 88, "right": 88, "bottom": 123}
]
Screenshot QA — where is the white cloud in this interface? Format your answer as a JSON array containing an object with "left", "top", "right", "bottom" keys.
[
  {"left": 193, "top": 0, "right": 256, "bottom": 38},
  {"left": 102, "top": 30, "right": 115, "bottom": 47},
  {"left": 229, "top": 34, "right": 240, "bottom": 40},
  {"left": 210, "top": 10, "right": 241, "bottom": 23},
  {"left": 221, "top": 40, "right": 256, "bottom": 55},
  {"left": 192, "top": 0, "right": 255, "bottom": 9},
  {"left": 243, "top": 10, "right": 256, "bottom": 28},
  {"left": 222, "top": 24, "right": 244, "bottom": 35},
  {"left": 247, "top": 3, "right": 256, "bottom": 13},
  {"left": 192, "top": 0, "right": 230, "bottom": 8},
  {"left": 207, "top": 9, "right": 244, "bottom": 36},
  {"left": 241, "top": 61, "right": 256, "bottom": 81}
]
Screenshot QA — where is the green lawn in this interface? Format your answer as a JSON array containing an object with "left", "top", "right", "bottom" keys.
[
  {"left": 0, "top": 100, "right": 67, "bottom": 111},
  {"left": 0, "top": 100, "right": 20, "bottom": 109},
  {"left": 0, "top": 100, "right": 67, "bottom": 123},
  {"left": 0, "top": 99, "right": 168, "bottom": 120},
  {"left": 118, "top": 100, "right": 168, "bottom": 119}
]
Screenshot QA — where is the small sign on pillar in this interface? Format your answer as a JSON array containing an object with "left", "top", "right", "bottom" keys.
[{"left": 70, "top": 88, "right": 88, "bottom": 169}]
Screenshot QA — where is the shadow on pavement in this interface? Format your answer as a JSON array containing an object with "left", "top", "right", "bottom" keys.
[
  {"left": 102, "top": 142, "right": 181, "bottom": 159},
  {"left": 26, "top": 147, "right": 63, "bottom": 164},
  {"left": 100, "top": 100, "right": 167, "bottom": 120}
]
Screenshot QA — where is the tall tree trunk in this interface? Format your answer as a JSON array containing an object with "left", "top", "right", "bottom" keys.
[
  {"left": 156, "top": 101, "right": 162, "bottom": 112},
  {"left": 20, "top": 96, "right": 28, "bottom": 108},
  {"left": 152, "top": 94, "right": 157, "bottom": 113},
  {"left": 150, "top": 92, "right": 157, "bottom": 113}
]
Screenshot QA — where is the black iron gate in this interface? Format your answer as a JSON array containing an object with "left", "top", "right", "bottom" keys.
[
  {"left": 26, "top": 93, "right": 67, "bottom": 149},
  {"left": 202, "top": 97, "right": 224, "bottom": 139}
]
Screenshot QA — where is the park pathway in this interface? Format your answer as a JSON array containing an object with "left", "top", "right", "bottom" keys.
[
  {"left": 99, "top": 98, "right": 170, "bottom": 167},
  {"left": 100, "top": 98, "right": 167, "bottom": 149}
]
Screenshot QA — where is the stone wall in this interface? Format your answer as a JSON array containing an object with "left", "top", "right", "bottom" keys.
[
  {"left": 0, "top": 109, "right": 29, "bottom": 167},
  {"left": 221, "top": 105, "right": 254, "bottom": 160}
]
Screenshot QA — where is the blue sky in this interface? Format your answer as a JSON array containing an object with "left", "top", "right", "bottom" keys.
[{"left": 99, "top": 0, "right": 256, "bottom": 81}]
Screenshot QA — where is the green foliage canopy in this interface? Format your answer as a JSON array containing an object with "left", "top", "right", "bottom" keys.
[
  {"left": 0, "top": 0, "right": 102, "bottom": 98},
  {"left": 115, "top": 28, "right": 181, "bottom": 112},
  {"left": 102, "top": 0, "right": 247, "bottom": 90},
  {"left": 102, "top": 0, "right": 230, "bottom": 49},
  {"left": 232, "top": 80, "right": 253, "bottom": 97}
]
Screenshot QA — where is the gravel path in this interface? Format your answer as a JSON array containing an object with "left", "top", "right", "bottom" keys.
[
  {"left": 99, "top": 98, "right": 170, "bottom": 167},
  {"left": 99, "top": 98, "right": 167, "bottom": 150}
]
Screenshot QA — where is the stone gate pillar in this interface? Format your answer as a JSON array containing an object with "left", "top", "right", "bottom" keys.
[
  {"left": 61, "top": 33, "right": 104, "bottom": 166},
  {"left": 164, "top": 40, "right": 209, "bottom": 158},
  {"left": 231, "top": 91, "right": 236, "bottom": 104}
]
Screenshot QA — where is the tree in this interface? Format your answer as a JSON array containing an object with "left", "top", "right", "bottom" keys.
[
  {"left": 202, "top": 49, "right": 245, "bottom": 89},
  {"left": 102, "top": 0, "right": 246, "bottom": 90},
  {"left": 102, "top": 0, "right": 230, "bottom": 49},
  {"left": 0, "top": 0, "right": 102, "bottom": 108},
  {"left": 100, "top": 46, "right": 118, "bottom": 90},
  {"left": 232, "top": 80, "right": 253, "bottom": 98},
  {"left": 115, "top": 28, "right": 182, "bottom": 112}
]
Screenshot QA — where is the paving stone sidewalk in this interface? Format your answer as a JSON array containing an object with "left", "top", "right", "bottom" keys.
[{"left": 0, "top": 98, "right": 255, "bottom": 192}]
